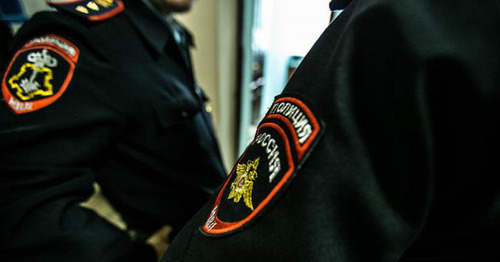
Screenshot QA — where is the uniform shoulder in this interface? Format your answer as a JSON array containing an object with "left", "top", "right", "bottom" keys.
[
  {"left": 2, "top": 10, "right": 114, "bottom": 114},
  {"left": 47, "top": 0, "right": 124, "bottom": 22},
  {"left": 12, "top": 11, "right": 92, "bottom": 51}
]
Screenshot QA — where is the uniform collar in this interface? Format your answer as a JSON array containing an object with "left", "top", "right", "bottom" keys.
[{"left": 122, "top": 0, "right": 172, "bottom": 54}]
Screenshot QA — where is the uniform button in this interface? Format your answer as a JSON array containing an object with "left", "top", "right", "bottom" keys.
[
  {"left": 181, "top": 111, "right": 188, "bottom": 118},
  {"left": 205, "top": 105, "right": 213, "bottom": 113}
]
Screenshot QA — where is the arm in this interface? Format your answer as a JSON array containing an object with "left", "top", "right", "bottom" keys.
[
  {"left": 0, "top": 31, "right": 156, "bottom": 262},
  {"left": 162, "top": 0, "right": 499, "bottom": 261}
]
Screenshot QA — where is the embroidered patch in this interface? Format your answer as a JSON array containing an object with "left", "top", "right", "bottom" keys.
[
  {"left": 47, "top": 0, "right": 124, "bottom": 21},
  {"left": 2, "top": 35, "right": 79, "bottom": 114},
  {"left": 264, "top": 96, "right": 322, "bottom": 160},
  {"left": 202, "top": 95, "right": 323, "bottom": 236}
]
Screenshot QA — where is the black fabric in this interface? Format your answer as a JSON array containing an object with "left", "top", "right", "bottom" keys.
[
  {"left": 162, "top": 0, "right": 500, "bottom": 261},
  {"left": 330, "top": 0, "right": 352, "bottom": 11},
  {"left": 0, "top": 1, "right": 225, "bottom": 261},
  {"left": 0, "top": 22, "right": 13, "bottom": 71}
]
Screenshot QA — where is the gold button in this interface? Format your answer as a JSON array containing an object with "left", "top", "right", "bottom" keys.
[{"left": 205, "top": 105, "right": 213, "bottom": 113}]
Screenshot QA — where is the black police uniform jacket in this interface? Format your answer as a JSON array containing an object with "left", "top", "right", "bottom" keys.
[
  {"left": 162, "top": 0, "right": 500, "bottom": 261},
  {"left": 0, "top": 22, "right": 13, "bottom": 72},
  {"left": 0, "top": 0, "right": 225, "bottom": 261}
]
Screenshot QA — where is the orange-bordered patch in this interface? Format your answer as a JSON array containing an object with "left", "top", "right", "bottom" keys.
[
  {"left": 2, "top": 35, "right": 79, "bottom": 114},
  {"left": 46, "top": 0, "right": 124, "bottom": 21},
  {"left": 201, "top": 94, "right": 324, "bottom": 236},
  {"left": 264, "top": 96, "right": 322, "bottom": 159}
]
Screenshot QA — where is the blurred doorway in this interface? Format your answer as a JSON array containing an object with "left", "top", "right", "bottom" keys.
[{"left": 238, "top": 0, "right": 331, "bottom": 153}]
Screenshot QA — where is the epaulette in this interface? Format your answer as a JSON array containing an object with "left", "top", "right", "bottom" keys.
[{"left": 46, "top": 0, "right": 124, "bottom": 21}]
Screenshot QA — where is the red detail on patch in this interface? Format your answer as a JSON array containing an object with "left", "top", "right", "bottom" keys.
[
  {"left": 2, "top": 37, "right": 78, "bottom": 114},
  {"left": 202, "top": 122, "right": 295, "bottom": 235},
  {"left": 23, "top": 35, "right": 80, "bottom": 62},
  {"left": 89, "top": 0, "right": 124, "bottom": 21},
  {"left": 46, "top": 0, "right": 124, "bottom": 21},
  {"left": 264, "top": 97, "right": 321, "bottom": 160}
]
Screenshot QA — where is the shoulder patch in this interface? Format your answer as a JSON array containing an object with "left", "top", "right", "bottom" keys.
[
  {"left": 201, "top": 94, "right": 324, "bottom": 236},
  {"left": 2, "top": 35, "right": 79, "bottom": 114},
  {"left": 47, "top": 0, "right": 124, "bottom": 21}
]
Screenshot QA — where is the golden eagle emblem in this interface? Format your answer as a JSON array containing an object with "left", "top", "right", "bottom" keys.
[{"left": 228, "top": 158, "right": 260, "bottom": 210}]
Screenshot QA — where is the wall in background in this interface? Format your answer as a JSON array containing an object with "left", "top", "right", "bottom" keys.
[
  {"left": 7, "top": 0, "right": 51, "bottom": 31},
  {"left": 20, "top": 0, "right": 50, "bottom": 16},
  {"left": 237, "top": 0, "right": 331, "bottom": 153},
  {"left": 177, "top": 0, "right": 238, "bottom": 170}
]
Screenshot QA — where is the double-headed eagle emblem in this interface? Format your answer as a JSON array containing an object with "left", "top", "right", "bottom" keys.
[{"left": 228, "top": 158, "right": 260, "bottom": 211}]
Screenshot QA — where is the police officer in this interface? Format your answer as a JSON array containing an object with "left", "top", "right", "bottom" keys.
[
  {"left": 0, "top": 0, "right": 225, "bottom": 261},
  {"left": 162, "top": 0, "right": 500, "bottom": 261}
]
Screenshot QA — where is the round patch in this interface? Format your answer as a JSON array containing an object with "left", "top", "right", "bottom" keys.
[
  {"left": 2, "top": 36, "right": 78, "bottom": 114},
  {"left": 203, "top": 122, "right": 295, "bottom": 235},
  {"left": 202, "top": 94, "right": 323, "bottom": 236}
]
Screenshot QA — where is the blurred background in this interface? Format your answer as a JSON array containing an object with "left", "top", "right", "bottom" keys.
[{"left": 0, "top": 0, "right": 332, "bottom": 169}]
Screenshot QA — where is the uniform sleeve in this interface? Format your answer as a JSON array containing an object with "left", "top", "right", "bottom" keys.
[
  {"left": 0, "top": 32, "right": 156, "bottom": 262},
  {"left": 162, "top": 0, "right": 499, "bottom": 261},
  {"left": 162, "top": 4, "right": 433, "bottom": 259}
]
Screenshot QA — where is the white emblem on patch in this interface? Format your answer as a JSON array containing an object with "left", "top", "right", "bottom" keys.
[{"left": 17, "top": 49, "right": 58, "bottom": 95}]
